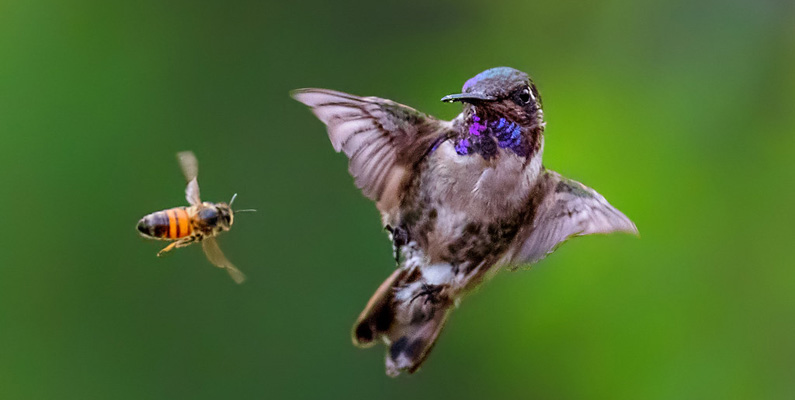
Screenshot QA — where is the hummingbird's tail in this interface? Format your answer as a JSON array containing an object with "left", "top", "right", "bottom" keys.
[{"left": 353, "top": 264, "right": 457, "bottom": 376}]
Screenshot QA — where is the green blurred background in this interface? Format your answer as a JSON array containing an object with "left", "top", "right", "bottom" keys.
[{"left": 1, "top": 0, "right": 793, "bottom": 398}]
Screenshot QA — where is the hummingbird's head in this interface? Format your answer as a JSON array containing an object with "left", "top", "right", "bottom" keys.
[
  {"left": 443, "top": 67, "right": 543, "bottom": 128},
  {"left": 442, "top": 67, "right": 544, "bottom": 159}
]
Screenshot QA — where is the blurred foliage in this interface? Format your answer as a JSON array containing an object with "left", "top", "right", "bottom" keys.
[{"left": 0, "top": 0, "right": 794, "bottom": 398}]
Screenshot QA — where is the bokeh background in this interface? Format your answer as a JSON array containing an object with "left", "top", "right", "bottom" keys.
[{"left": 1, "top": 0, "right": 794, "bottom": 398}]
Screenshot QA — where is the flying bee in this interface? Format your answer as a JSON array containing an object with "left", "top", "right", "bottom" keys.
[{"left": 136, "top": 151, "right": 255, "bottom": 284}]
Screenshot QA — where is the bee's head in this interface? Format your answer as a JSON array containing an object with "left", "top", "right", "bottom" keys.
[
  {"left": 218, "top": 193, "right": 256, "bottom": 230},
  {"left": 215, "top": 203, "right": 234, "bottom": 230},
  {"left": 197, "top": 203, "right": 234, "bottom": 232}
]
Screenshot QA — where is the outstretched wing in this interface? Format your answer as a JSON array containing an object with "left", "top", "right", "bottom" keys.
[
  {"left": 201, "top": 237, "right": 246, "bottom": 284},
  {"left": 511, "top": 170, "right": 638, "bottom": 266},
  {"left": 177, "top": 151, "right": 201, "bottom": 206},
  {"left": 292, "top": 89, "right": 448, "bottom": 215}
]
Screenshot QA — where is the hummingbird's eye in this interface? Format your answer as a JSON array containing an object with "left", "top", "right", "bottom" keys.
[{"left": 516, "top": 87, "right": 532, "bottom": 105}]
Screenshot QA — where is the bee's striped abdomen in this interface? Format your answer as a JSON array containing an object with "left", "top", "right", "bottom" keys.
[{"left": 137, "top": 207, "right": 192, "bottom": 240}]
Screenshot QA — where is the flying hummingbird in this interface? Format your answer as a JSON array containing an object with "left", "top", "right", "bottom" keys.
[{"left": 292, "top": 67, "right": 638, "bottom": 376}]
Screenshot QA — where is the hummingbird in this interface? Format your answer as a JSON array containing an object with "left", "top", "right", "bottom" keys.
[{"left": 292, "top": 67, "right": 638, "bottom": 376}]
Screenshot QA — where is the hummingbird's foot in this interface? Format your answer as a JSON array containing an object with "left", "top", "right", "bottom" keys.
[
  {"left": 386, "top": 225, "right": 409, "bottom": 264},
  {"left": 410, "top": 283, "right": 442, "bottom": 305}
]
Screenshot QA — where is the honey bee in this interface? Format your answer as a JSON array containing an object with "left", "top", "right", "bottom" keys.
[{"left": 136, "top": 151, "right": 254, "bottom": 284}]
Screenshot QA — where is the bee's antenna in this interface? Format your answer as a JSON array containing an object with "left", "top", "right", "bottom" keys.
[{"left": 228, "top": 193, "right": 254, "bottom": 213}]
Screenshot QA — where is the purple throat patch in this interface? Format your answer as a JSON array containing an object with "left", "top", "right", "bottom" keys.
[{"left": 454, "top": 116, "right": 528, "bottom": 158}]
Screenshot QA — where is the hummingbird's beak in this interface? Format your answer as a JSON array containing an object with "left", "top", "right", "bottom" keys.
[{"left": 440, "top": 93, "right": 497, "bottom": 103}]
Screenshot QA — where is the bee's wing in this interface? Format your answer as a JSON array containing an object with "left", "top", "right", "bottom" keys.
[
  {"left": 184, "top": 178, "right": 201, "bottom": 206},
  {"left": 201, "top": 237, "right": 246, "bottom": 284},
  {"left": 511, "top": 170, "right": 638, "bottom": 266},
  {"left": 177, "top": 151, "right": 202, "bottom": 206}
]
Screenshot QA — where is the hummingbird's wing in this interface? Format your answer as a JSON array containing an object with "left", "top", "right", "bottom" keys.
[
  {"left": 292, "top": 89, "right": 448, "bottom": 215},
  {"left": 177, "top": 151, "right": 202, "bottom": 206},
  {"left": 511, "top": 170, "right": 638, "bottom": 266}
]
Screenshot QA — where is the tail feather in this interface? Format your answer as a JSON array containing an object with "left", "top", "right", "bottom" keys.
[
  {"left": 385, "top": 306, "right": 451, "bottom": 376},
  {"left": 353, "top": 265, "right": 455, "bottom": 376},
  {"left": 353, "top": 268, "right": 407, "bottom": 347}
]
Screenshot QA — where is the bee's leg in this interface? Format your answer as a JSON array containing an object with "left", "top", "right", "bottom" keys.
[
  {"left": 157, "top": 242, "right": 179, "bottom": 257},
  {"left": 173, "top": 236, "right": 197, "bottom": 249},
  {"left": 157, "top": 238, "right": 194, "bottom": 257}
]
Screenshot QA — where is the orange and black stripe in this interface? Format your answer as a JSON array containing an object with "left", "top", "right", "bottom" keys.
[{"left": 137, "top": 207, "right": 192, "bottom": 239}]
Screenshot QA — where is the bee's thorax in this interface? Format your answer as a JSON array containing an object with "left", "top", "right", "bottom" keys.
[{"left": 189, "top": 202, "right": 233, "bottom": 237}]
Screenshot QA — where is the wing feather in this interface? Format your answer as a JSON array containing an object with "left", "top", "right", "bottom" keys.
[
  {"left": 512, "top": 170, "right": 638, "bottom": 266},
  {"left": 358, "top": 145, "right": 394, "bottom": 198},
  {"left": 292, "top": 88, "right": 448, "bottom": 215}
]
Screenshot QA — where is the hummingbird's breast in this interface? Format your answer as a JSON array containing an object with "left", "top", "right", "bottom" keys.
[
  {"left": 424, "top": 138, "right": 541, "bottom": 217},
  {"left": 397, "top": 136, "right": 543, "bottom": 269}
]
